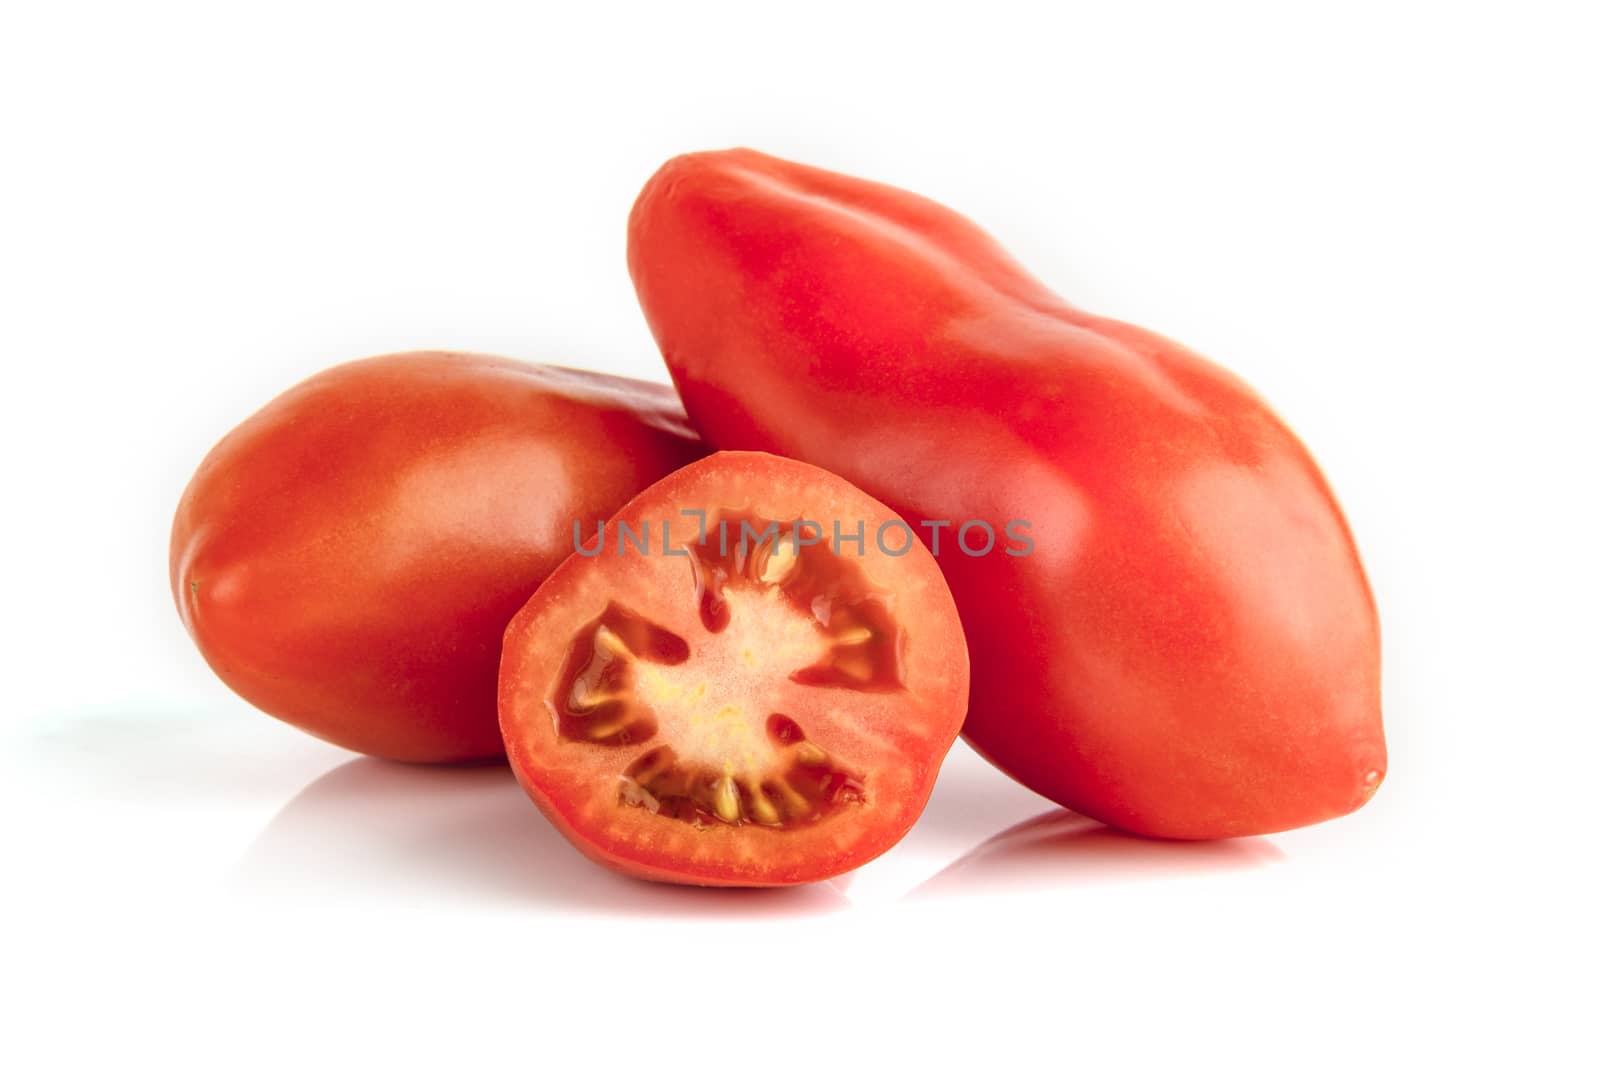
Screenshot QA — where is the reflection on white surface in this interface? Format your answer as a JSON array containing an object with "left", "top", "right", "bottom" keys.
[
  {"left": 910, "top": 809, "right": 1284, "bottom": 899},
  {"left": 234, "top": 756, "right": 850, "bottom": 917},
  {"left": 228, "top": 740, "right": 1282, "bottom": 910},
  {"left": 901, "top": 740, "right": 1063, "bottom": 849},
  {"left": 25, "top": 705, "right": 348, "bottom": 803}
]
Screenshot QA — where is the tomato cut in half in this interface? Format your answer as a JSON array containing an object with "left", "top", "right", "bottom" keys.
[{"left": 498, "top": 451, "right": 969, "bottom": 887}]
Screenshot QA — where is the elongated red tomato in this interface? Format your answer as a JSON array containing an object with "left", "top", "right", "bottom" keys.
[
  {"left": 498, "top": 451, "right": 969, "bottom": 886},
  {"left": 171, "top": 351, "right": 704, "bottom": 761},
  {"left": 629, "top": 149, "right": 1384, "bottom": 839}
]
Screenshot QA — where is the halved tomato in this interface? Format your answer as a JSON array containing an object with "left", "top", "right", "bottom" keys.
[{"left": 498, "top": 451, "right": 969, "bottom": 886}]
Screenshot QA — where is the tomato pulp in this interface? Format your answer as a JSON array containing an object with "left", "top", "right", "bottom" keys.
[
  {"left": 498, "top": 452, "right": 969, "bottom": 885},
  {"left": 628, "top": 149, "right": 1385, "bottom": 839},
  {"left": 171, "top": 351, "right": 704, "bottom": 761}
]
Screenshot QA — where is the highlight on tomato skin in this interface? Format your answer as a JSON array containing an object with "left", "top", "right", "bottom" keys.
[
  {"left": 497, "top": 451, "right": 970, "bottom": 887},
  {"left": 170, "top": 351, "right": 705, "bottom": 762},
  {"left": 628, "top": 148, "right": 1386, "bottom": 841}
]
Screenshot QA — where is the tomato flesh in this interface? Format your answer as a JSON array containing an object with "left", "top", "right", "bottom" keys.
[{"left": 498, "top": 452, "right": 968, "bottom": 886}]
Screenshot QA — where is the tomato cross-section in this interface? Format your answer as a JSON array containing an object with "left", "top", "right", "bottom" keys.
[{"left": 498, "top": 452, "right": 969, "bottom": 886}]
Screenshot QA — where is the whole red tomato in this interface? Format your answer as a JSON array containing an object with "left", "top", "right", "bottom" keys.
[
  {"left": 628, "top": 149, "right": 1385, "bottom": 839},
  {"left": 171, "top": 351, "right": 704, "bottom": 761}
]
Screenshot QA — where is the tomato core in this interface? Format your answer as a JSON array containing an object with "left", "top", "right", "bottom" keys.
[{"left": 549, "top": 508, "right": 901, "bottom": 830}]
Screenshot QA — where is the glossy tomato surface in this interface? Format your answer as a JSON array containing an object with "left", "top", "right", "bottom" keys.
[
  {"left": 172, "top": 351, "right": 704, "bottom": 761},
  {"left": 498, "top": 451, "right": 969, "bottom": 886},
  {"left": 629, "top": 149, "right": 1385, "bottom": 839}
]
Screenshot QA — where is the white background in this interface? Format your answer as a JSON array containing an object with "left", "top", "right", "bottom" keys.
[{"left": 3, "top": 2, "right": 1596, "bottom": 1063}]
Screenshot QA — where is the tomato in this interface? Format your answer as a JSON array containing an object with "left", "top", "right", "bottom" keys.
[
  {"left": 628, "top": 149, "right": 1385, "bottom": 839},
  {"left": 171, "top": 351, "right": 704, "bottom": 761},
  {"left": 498, "top": 451, "right": 969, "bottom": 886}
]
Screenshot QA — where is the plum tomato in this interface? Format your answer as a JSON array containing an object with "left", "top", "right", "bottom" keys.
[
  {"left": 628, "top": 149, "right": 1385, "bottom": 839},
  {"left": 171, "top": 351, "right": 704, "bottom": 762},
  {"left": 497, "top": 451, "right": 969, "bottom": 886}
]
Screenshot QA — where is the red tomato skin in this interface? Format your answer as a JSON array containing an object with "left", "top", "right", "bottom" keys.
[
  {"left": 171, "top": 351, "right": 704, "bottom": 761},
  {"left": 628, "top": 149, "right": 1385, "bottom": 839}
]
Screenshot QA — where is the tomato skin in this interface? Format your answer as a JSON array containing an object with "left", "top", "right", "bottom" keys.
[
  {"left": 628, "top": 149, "right": 1385, "bottom": 839},
  {"left": 171, "top": 351, "right": 704, "bottom": 761},
  {"left": 499, "top": 451, "right": 969, "bottom": 886}
]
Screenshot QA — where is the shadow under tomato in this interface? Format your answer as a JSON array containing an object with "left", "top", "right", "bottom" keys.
[
  {"left": 233, "top": 756, "right": 849, "bottom": 917},
  {"left": 27, "top": 705, "right": 349, "bottom": 802},
  {"left": 906, "top": 809, "right": 1285, "bottom": 899},
  {"left": 904, "top": 739, "right": 1061, "bottom": 848}
]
